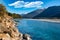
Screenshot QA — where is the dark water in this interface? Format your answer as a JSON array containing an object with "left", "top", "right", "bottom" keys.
[{"left": 16, "top": 19, "right": 60, "bottom": 40}]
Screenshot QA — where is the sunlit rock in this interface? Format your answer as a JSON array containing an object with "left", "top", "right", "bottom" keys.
[{"left": 0, "top": 4, "right": 32, "bottom": 40}]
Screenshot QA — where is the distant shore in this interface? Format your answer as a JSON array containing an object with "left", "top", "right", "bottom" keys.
[
  {"left": 24, "top": 19, "right": 60, "bottom": 23},
  {"left": 36, "top": 19, "right": 60, "bottom": 23}
]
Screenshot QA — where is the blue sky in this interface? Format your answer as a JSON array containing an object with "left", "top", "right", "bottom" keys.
[{"left": 0, "top": 0, "right": 60, "bottom": 14}]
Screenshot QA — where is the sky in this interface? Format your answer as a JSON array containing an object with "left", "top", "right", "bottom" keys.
[{"left": 0, "top": 0, "right": 60, "bottom": 14}]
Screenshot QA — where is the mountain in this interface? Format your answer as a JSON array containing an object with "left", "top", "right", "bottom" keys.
[
  {"left": 33, "top": 6, "right": 60, "bottom": 19},
  {"left": 22, "top": 9, "right": 44, "bottom": 18}
]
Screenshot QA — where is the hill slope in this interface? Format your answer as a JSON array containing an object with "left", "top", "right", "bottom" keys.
[
  {"left": 23, "top": 9, "right": 44, "bottom": 18},
  {"left": 33, "top": 6, "right": 60, "bottom": 19}
]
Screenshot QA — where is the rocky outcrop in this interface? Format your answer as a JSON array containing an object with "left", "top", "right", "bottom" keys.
[{"left": 0, "top": 4, "right": 32, "bottom": 40}]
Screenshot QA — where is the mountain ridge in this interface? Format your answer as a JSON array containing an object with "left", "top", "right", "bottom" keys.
[
  {"left": 33, "top": 6, "right": 60, "bottom": 19},
  {"left": 22, "top": 9, "right": 44, "bottom": 18}
]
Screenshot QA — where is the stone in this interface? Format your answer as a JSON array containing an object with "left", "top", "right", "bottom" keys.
[{"left": 0, "top": 4, "right": 32, "bottom": 40}]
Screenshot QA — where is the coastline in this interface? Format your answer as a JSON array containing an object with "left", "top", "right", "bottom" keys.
[
  {"left": 23, "top": 19, "right": 60, "bottom": 23},
  {"left": 37, "top": 19, "right": 60, "bottom": 23}
]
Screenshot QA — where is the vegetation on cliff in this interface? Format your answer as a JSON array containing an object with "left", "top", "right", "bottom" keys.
[
  {"left": 8, "top": 12, "right": 22, "bottom": 19},
  {"left": 0, "top": 4, "right": 22, "bottom": 19}
]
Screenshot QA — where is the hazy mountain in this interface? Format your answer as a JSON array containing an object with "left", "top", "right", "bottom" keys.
[
  {"left": 33, "top": 6, "right": 60, "bottom": 19},
  {"left": 22, "top": 9, "right": 44, "bottom": 18}
]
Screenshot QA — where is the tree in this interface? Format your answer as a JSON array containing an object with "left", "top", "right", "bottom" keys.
[
  {"left": 0, "top": 4, "right": 22, "bottom": 19},
  {"left": 0, "top": 4, "right": 8, "bottom": 16}
]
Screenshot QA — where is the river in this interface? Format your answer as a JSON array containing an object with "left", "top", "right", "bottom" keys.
[{"left": 15, "top": 19, "right": 60, "bottom": 40}]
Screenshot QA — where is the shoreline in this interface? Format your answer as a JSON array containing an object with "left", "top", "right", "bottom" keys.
[
  {"left": 36, "top": 19, "right": 60, "bottom": 23},
  {"left": 23, "top": 19, "right": 60, "bottom": 23}
]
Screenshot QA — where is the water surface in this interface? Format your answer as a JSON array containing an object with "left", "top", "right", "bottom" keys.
[{"left": 16, "top": 19, "right": 60, "bottom": 40}]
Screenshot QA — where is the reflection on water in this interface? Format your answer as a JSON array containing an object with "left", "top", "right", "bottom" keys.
[{"left": 16, "top": 19, "right": 60, "bottom": 40}]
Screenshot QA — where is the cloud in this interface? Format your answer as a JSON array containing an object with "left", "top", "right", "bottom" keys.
[{"left": 8, "top": 1, "right": 44, "bottom": 8}]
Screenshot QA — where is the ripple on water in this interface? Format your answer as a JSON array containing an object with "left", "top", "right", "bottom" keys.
[{"left": 16, "top": 19, "right": 60, "bottom": 40}]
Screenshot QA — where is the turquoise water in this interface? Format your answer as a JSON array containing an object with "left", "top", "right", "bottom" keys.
[{"left": 16, "top": 19, "right": 60, "bottom": 40}]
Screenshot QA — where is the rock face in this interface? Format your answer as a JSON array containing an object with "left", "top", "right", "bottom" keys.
[{"left": 0, "top": 4, "right": 31, "bottom": 40}]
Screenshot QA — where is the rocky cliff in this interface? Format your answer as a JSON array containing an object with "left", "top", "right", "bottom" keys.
[{"left": 0, "top": 4, "right": 31, "bottom": 40}]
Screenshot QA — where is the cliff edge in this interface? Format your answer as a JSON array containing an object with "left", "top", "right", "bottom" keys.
[{"left": 0, "top": 4, "right": 31, "bottom": 40}]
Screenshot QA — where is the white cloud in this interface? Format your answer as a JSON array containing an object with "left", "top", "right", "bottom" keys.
[{"left": 8, "top": 1, "right": 44, "bottom": 8}]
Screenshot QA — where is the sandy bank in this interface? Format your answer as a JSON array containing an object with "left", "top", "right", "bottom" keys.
[{"left": 24, "top": 19, "right": 60, "bottom": 23}]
